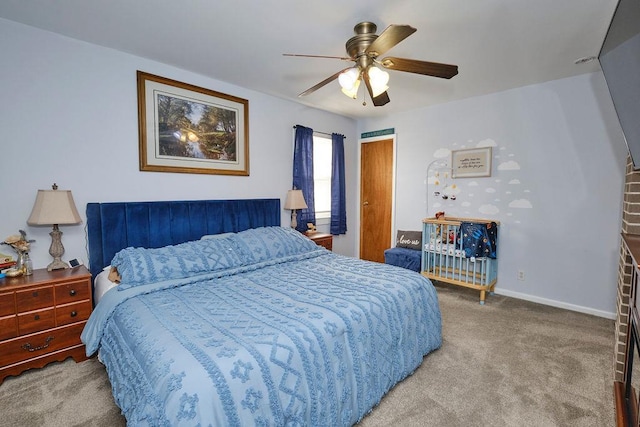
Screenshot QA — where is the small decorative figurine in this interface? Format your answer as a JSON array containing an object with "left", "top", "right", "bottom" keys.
[{"left": 306, "top": 222, "right": 317, "bottom": 234}]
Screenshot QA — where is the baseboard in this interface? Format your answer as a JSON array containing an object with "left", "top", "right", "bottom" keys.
[{"left": 494, "top": 288, "right": 616, "bottom": 320}]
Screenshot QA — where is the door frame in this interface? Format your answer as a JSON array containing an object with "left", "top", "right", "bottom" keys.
[{"left": 356, "top": 134, "right": 397, "bottom": 258}]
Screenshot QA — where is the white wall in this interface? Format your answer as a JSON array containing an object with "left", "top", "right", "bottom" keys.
[
  {"left": 359, "top": 72, "right": 628, "bottom": 317},
  {"left": 0, "top": 19, "right": 358, "bottom": 269}
]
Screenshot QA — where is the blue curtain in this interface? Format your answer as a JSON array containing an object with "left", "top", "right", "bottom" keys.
[
  {"left": 330, "top": 133, "right": 347, "bottom": 235},
  {"left": 293, "top": 125, "right": 315, "bottom": 232}
]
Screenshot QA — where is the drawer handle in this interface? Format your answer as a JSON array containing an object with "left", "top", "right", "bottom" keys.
[
  {"left": 21, "top": 336, "right": 54, "bottom": 352},
  {"left": 32, "top": 291, "right": 38, "bottom": 297},
  {"left": 70, "top": 311, "right": 77, "bottom": 317},
  {"left": 69, "top": 289, "right": 77, "bottom": 296},
  {"left": 34, "top": 314, "right": 40, "bottom": 321}
]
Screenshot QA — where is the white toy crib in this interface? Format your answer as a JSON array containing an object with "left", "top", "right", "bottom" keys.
[{"left": 421, "top": 216, "right": 499, "bottom": 304}]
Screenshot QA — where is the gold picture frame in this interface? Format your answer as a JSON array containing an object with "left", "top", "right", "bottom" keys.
[
  {"left": 137, "top": 71, "right": 249, "bottom": 176},
  {"left": 451, "top": 147, "right": 492, "bottom": 178}
]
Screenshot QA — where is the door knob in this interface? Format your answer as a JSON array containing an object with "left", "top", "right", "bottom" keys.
[{"left": 363, "top": 201, "right": 369, "bottom": 206}]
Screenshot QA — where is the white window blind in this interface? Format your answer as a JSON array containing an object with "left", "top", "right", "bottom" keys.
[{"left": 313, "top": 135, "right": 332, "bottom": 219}]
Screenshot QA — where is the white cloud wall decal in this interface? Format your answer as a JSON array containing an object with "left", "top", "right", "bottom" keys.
[
  {"left": 509, "top": 199, "right": 533, "bottom": 208},
  {"left": 433, "top": 148, "right": 451, "bottom": 158},
  {"left": 498, "top": 160, "right": 521, "bottom": 170}
]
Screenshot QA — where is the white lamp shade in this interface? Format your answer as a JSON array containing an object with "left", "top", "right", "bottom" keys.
[
  {"left": 27, "top": 189, "right": 82, "bottom": 225},
  {"left": 339, "top": 68, "right": 360, "bottom": 90},
  {"left": 284, "top": 189, "right": 308, "bottom": 210},
  {"left": 341, "top": 78, "right": 361, "bottom": 98},
  {"left": 368, "top": 66, "right": 390, "bottom": 97},
  {"left": 368, "top": 66, "right": 389, "bottom": 86}
]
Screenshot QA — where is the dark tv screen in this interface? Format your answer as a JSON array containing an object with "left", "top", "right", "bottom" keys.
[{"left": 599, "top": 0, "right": 640, "bottom": 169}]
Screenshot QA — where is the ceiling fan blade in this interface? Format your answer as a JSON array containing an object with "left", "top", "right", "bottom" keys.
[
  {"left": 298, "top": 67, "right": 352, "bottom": 97},
  {"left": 365, "top": 25, "right": 416, "bottom": 57},
  {"left": 380, "top": 57, "right": 458, "bottom": 79},
  {"left": 283, "top": 53, "right": 352, "bottom": 61},
  {"left": 362, "top": 70, "right": 391, "bottom": 107}
]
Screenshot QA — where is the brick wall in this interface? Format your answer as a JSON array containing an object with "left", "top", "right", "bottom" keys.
[{"left": 615, "top": 156, "right": 640, "bottom": 381}]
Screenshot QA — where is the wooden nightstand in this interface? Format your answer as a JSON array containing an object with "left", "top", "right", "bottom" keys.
[
  {"left": 0, "top": 266, "right": 92, "bottom": 384},
  {"left": 307, "top": 232, "right": 333, "bottom": 251}
]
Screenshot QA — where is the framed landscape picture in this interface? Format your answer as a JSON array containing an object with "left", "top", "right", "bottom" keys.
[{"left": 137, "top": 71, "right": 249, "bottom": 176}]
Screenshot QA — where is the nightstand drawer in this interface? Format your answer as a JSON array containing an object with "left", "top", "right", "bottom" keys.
[
  {"left": 0, "top": 322, "right": 85, "bottom": 367},
  {"left": 55, "top": 280, "right": 90, "bottom": 305},
  {"left": 16, "top": 286, "right": 54, "bottom": 312},
  {"left": 56, "top": 301, "right": 92, "bottom": 326},
  {"left": 0, "top": 292, "right": 15, "bottom": 316},
  {"left": 0, "top": 316, "right": 17, "bottom": 341},
  {"left": 18, "top": 308, "right": 56, "bottom": 335}
]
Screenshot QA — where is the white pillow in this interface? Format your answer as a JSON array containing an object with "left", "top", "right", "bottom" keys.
[{"left": 94, "top": 267, "right": 119, "bottom": 304}]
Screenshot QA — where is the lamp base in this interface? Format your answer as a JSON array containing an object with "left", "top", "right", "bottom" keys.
[
  {"left": 47, "top": 259, "right": 70, "bottom": 271},
  {"left": 291, "top": 209, "right": 298, "bottom": 229},
  {"left": 47, "top": 224, "right": 69, "bottom": 271}
]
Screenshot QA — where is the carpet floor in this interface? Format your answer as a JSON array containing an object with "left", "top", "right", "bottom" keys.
[{"left": 0, "top": 283, "right": 615, "bottom": 427}]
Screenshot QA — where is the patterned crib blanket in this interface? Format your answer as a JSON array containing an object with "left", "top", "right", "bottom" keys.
[{"left": 459, "top": 221, "right": 498, "bottom": 259}]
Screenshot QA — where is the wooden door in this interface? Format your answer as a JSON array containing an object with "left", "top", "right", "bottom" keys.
[{"left": 360, "top": 138, "right": 394, "bottom": 262}]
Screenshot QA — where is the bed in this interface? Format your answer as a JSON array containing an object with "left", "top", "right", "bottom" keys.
[{"left": 81, "top": 199, "right": 442, "bottom": 426}]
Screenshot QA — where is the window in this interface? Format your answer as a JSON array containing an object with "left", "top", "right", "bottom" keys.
[{"left": 313, "top": 135, "right": 332, "bottom": 219}]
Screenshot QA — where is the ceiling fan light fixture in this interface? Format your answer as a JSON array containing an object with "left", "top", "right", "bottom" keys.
[
  {"left": 339, "top": 68, "right": 359, "bottom": 89},
  {"left": 341, "top": 78, "right": 361, "bottom": 98},
  {"left": 371, "top": 84, "right": 389, "bottom": 98},
  {"left": 368, "top": 66, "right": 390, "bottom": 97},
  {"left": 339, "top": 67, "right": 361, "bottom": 98},
  {"left": 368, "top": 66, "right": 389, "bottom": 86}
]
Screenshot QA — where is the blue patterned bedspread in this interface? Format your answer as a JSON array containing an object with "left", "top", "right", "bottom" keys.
[{"left": 82, "top": 227, "right": 441, "bottom": 426}]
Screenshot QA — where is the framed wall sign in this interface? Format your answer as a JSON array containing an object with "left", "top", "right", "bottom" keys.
[
  {"left": 451, "top": 147, "right": 492, "bottom": 178},
  {"left": 137, "top": 71, "right": 249, "bottom": 176}
]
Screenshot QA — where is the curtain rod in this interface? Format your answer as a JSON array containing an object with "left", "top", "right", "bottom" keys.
[{"left": 293, "top": 125, "right": 346, "bottom": 139}]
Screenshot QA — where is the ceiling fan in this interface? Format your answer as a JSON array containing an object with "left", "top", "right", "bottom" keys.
[{"left": 284, "top": 22, "right": 459, "bottom": 107}]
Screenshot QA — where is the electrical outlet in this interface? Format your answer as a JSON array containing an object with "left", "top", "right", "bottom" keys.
[{"left": 517, "top": 270, "right": 525, "bottom": 281}]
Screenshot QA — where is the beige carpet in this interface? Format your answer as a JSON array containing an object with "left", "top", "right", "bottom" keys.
[{"left": 0, "top": 283, "right": 615, "bottom": 427}]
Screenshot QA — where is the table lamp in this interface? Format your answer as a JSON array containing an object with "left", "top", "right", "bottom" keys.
[
  {"left": 27, "top": 183, "right": 82, "bottom": 271},
  {"left": 284, "top": 189, "right": 307, "bottom": 229}
]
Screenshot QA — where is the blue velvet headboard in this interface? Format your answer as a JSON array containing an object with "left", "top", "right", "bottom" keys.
[{"left": 86, "top": 199, "right": 281, "bottom": 279}]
